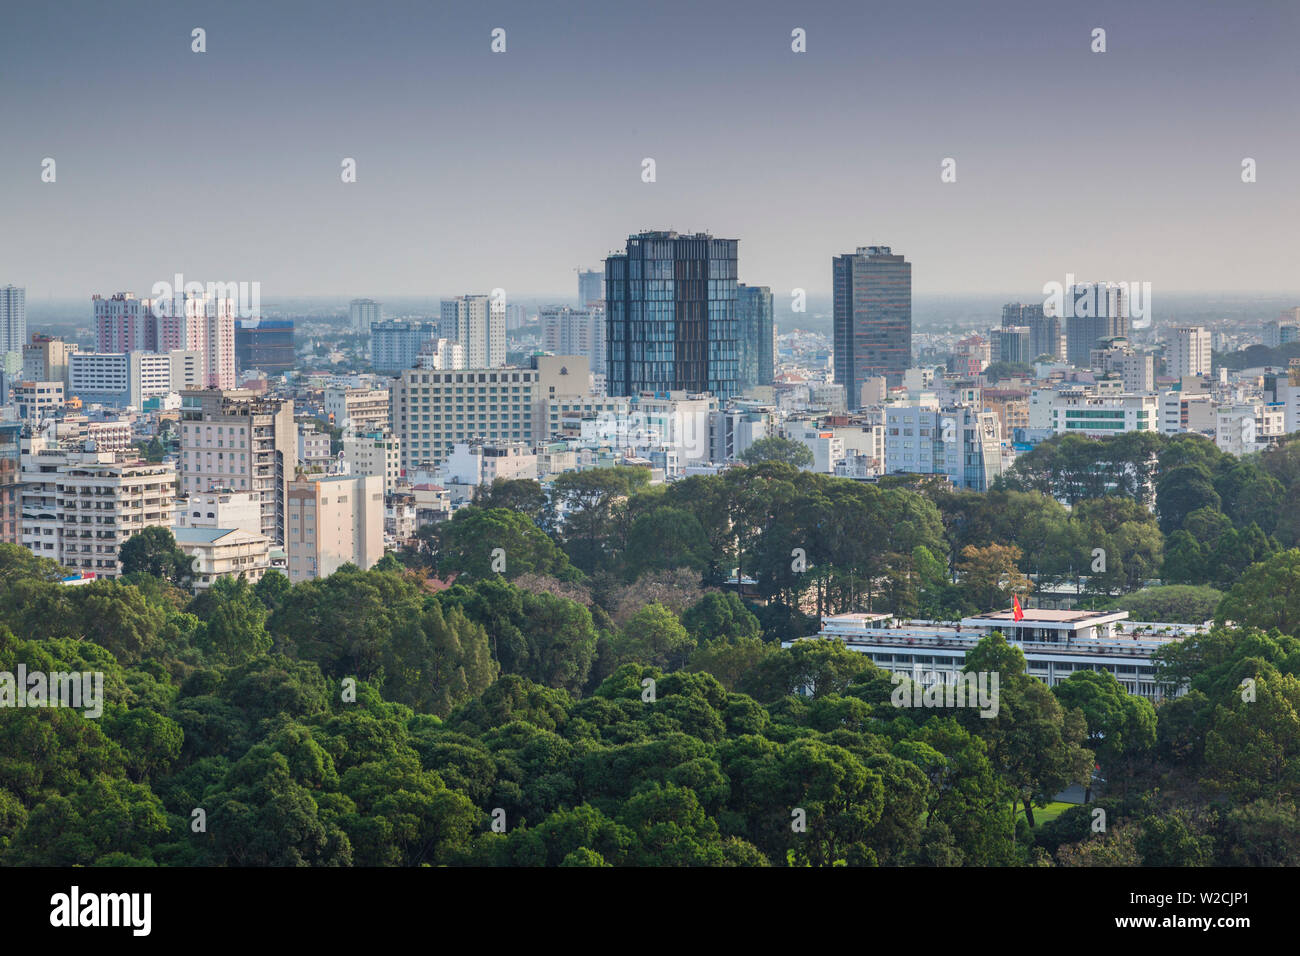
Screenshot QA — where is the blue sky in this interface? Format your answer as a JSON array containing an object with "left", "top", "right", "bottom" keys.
[{"left": 1, "top": 0, "right": 1296, "bottom": 299}]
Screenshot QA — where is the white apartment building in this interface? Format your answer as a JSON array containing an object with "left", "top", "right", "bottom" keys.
[
  {"left": 541, "top": 305, "right": 606, "bottom": 375},
  {"left": 1216, "top": 402, "right": 1285, "bottom": 455},
  {"left": 175, "top": 489, "right": 263, "bottom": 534},
  {"left": 832, "top": 423, "right": 886, "bottom": 476},
  {"left": 443, "top": 441, "right": 538, "bottom": 486},
  {"left": 68, "top": 351, "right": 199, "bottom": 408},
  {"left": 1166, "top": 326, "right": 1212, "bottom": 379},
  {"left": 14, "top": 381, "right": 65, "bottom": 420},
  {"left": 298, "top": 424, "right": 333, "bottom": 471},
  {"left": 808, "top": 383, "right": 847, "bottom": 416},
  {"left": 19, "top": 440, "right": 176, "bottom": 577},
  {"left": 577, "top": 392, "right": 716, "bottom": 474},
  {"left": 179, "top": 390, "right": 297, "bottom": 546},
  {"left": 1048, "top": 391, "right": 1159, "bottom": 437},
  {"left": 48, "top": 417, "right": 134, "bottom": 454},
  {"left": 324, "top": 385, "right": 390, "bottom": 431},
  {"left": 441, "top": 294, "right": 506, "bottom": 368},
  {"left": 343, "top": 429, "right": 403, "bottom": 494},
  {"left": 1091, "top": 343, "right": 1154, "bottom": 393},
  {"left": 541, "top": 393, "right": 629, "bottom": 442},
  {"left": 784, "top": 423, "right": 846, "bottom": 473},
  {"left": 709, "top": 404, "right": 772, "bottom": 462},
  {"left": 1159, "top": 390, "right": 1216, "bottom": 436},
  {"left": 349, "top": 298, "right": 381, "bottom": 336},
  {"left": 175, "top": 527, "right": 271, "bottom": 590},
  {"left": 884, "top": 400, "right": 1003, "bottom": 491},
  {"left": 416, "top": 338, "right": 466, "bottom": 371},
  {"left": 286, "top": 474, "right": 383, "bottom": 581}
]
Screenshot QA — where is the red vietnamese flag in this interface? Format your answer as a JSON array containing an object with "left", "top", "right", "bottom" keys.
[{"left": 1012, "top": 594, "right": 1025, "bottom": 621}]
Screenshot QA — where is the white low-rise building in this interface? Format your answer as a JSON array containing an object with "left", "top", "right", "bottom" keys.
[
  {"left": 175, "top": 526, "right": 271, "bottom": 590},
  {"left": 175, "top": 489, "right": 263, "bottom": 535},
  {"left": 793, "top": 607, "right": 1204, "bottom": 702},
  {"left": 443, "top": 441, "right": 537, "bottom": 486}
]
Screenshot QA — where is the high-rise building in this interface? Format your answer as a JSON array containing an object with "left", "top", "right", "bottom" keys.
[
  {"left": 578, "top": 269, "right": 604, "bottom": 308},
  {"left": 202, "top": 299, "right": 237, "bottom": 388},
  {"left": 235, "top": 319, "right": 295, "bottom": 374},
  {"left": 22, "top": 334, "right": 77, "bottom": 386},
  {"left": 1167, "top": 326, "right": 1212, "bottom": 379},
  {"left": 286, "top": 474, "right": 384, "bottom": 581},
  {"left": 737, "top": 284, "right": 774, "bottom": 391},
  {"left": 541, "top": 305, "right": 606, "bottom": 374},
  {"left": 0, "top": 286, "right": 26, "bottom": 362},
  {"left": 0, "top": 423, "right": 21, "bottom": 545},
  {"left": 179, "top": 389, "right": 297, "bottom": 545},
  {"left": 350, "top": 299, "right": 382, "bottom": 336},
  {"left": 441, "top": 294, "right": 506, "bottom": 368},
  {"left": 94, "top": 292, "right": 155, "bottom": 353},
  {"left": 370, "top": 320, "right": 439, "bottom": 374},
  {"left": 19, "top": 438, "right": 176, "bottom": 576},
  {"left": 1003, "top": 302, "right": 1064, "bottom": 361},
  {"left": 100, "top": 291, "right": 235, "bottom": 388},
  {"left": 605, "top": 230, "right": 739, "bottom": 400},
  {"left": 1064, "top": 283, "right": 1130, "bottom": 367},
  {"left": 833, "top": 246, "right": 912, "bottom": 396},
  {"left": 990, "top": 326, "right": 1031, "bottom": 366}
]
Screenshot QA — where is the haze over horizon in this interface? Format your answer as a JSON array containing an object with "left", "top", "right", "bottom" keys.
[{"left": 2, "top": 0, "right": 1296, "bottom": 299}]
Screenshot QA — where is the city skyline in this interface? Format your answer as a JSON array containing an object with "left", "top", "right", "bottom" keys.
[{"left": 1, "top": 0, "right": 1296, "bottom": 299}]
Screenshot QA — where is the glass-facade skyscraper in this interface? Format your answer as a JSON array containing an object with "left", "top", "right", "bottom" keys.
[
  {"left": 832, "top": 246, "right": 911, "bottom": 399},
  {"left": 737, "top": 283, "right": 774, "bottom": 391},
  {"left": 605, "top": 231, "right": 739, "bottom": 400},
  {"left": 235, "top": 319, "right": 296, "bottom": 374},
  {"left": 1064, "top": 283, "right": 1130, "bottom": 367}
]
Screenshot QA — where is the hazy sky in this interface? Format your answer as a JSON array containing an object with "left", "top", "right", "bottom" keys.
[{"left": 2, "top": 0, "right": 1297, "bottom": 302}]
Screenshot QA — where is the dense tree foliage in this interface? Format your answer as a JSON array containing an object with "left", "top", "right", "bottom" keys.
[{"left": 7, "top": 437, "right": 1300, "bottom": 867}]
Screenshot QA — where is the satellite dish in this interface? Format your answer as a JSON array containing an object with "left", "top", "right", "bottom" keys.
[{"left": 192, "top": 556, "right": 203, "bottom": 573}]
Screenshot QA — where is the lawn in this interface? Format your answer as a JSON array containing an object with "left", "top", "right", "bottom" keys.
[{"left": 1016, "top": 801, "right": 1073, "bottom": 828}]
